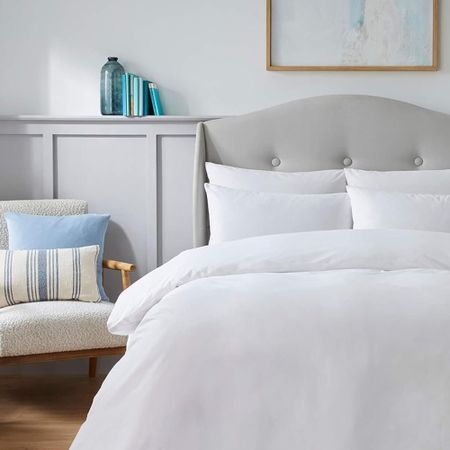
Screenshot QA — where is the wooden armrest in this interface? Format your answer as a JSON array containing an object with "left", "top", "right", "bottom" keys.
[
  {"left": 102, "top": 259, "right": 136, "bottom": 272},
  {"left": 102, "top": 259, "right": 136, "bottom": 291}
]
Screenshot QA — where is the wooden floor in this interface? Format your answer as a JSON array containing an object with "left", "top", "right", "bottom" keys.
[{"left": 0, "top": 375, "right": 104, "bottom": 450}]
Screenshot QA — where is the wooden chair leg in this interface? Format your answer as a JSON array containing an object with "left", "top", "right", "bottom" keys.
[
  {"left": 89, "top": 357, "right": 97, "bottom": 378},
  {"left": 121, "top": 269, "right": 131, "bottom": 290}
]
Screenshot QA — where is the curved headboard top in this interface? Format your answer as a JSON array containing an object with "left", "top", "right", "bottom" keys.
[{"left": 193, "top": 95, "right": 450, "bottom": 246}]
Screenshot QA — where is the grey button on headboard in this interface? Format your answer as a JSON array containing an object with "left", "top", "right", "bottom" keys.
[
  {"left": 342, "top": 157, "right": 353, "bottom": 167},
  {"left": 193, "top": 95, "right": 450, "bottom": 247},
  {"left": 271, "top": 157, "right": 281, "bottom": 168},
  {"left": 414, "top": 157, "right": 424, "bottom": 167}
]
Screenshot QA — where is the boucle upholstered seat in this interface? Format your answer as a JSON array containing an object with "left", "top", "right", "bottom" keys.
[
  {"left": 0, "top": 302, "right": 126, "bottom": 357},
  {"left": 0, "top": 199, "right": 134, "bottom": 376}
]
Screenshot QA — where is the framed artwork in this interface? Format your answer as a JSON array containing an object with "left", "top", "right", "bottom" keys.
[{"left": 267, "top": 0, "right": 439, "bottom": 71}]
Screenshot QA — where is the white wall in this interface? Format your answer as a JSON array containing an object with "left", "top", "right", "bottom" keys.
[{"left": 0, "top": 0, "right": 448, "bottom": 116}]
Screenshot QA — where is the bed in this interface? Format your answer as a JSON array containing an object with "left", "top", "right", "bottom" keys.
[{"left": 71, "top": 95, "right": 450, "bottom": 450}]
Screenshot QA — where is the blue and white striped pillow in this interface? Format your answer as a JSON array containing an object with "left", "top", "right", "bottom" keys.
[{"left": 0, "top": 245, "right": 101, "bottom": 308}]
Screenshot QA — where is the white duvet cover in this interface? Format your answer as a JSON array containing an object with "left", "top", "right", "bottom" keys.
[{"left": 72, "top": 230, "right": 450, "bottom": 450}]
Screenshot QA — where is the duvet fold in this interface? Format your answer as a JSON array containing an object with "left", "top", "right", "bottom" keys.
[{"left": 108, "top": 229, "right": 450, "bottom": 335}]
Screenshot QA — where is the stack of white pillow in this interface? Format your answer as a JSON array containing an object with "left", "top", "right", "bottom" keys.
[
  {"left": 205, "top": 162, "right": 450, "bottom": 244},
  {"left": 345, "top": 169, "right": 450, "bottom": 231}
]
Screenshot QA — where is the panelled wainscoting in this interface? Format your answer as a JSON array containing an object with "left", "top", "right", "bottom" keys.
[{"left": 0, "top": 116, "right": 216, "bottom": 303}]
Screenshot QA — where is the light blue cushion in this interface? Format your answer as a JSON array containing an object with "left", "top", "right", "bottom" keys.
[{"left": 5, "top": 213, "right": 110, "bottom": 300}]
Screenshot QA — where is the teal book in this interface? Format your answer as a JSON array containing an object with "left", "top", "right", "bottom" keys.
[
  {"left": 124, "top": 73, "right": 128, "bottom": 116},
  {"left": 143, "top": 80, "right": 148, "bottom": 116},
  {"left": 129, "top": 74, "right": 135, "bottom": 116},
  {"left": 133, "top": 76, "right": 139, "bottom": 117},
  {"left": 138, "top": 77, "right": 144, "bottom": 116},
  {"left": 121, "top": 74, "right": 127, "bottom": 116},
  {"left": 123, "top": 73, "right": 131, "bottom": 117},
  {"left": 149, "top": 82, "right": 164, "bottom": 116},
  {"left": 143, "top": 80, "right": 154, "bottom": 115}
]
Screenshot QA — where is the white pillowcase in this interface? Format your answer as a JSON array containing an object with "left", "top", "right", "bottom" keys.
[
  {"left": 347, "top": 185, "right": 450, "bottom": 232},
  {"left": 345, "top": 168, "right": 450, "bottom": 194},
  {"left": 206, "top": 162, "right": 346, "bottom": 194},
  {"left": 205, "top": 183, "right": 352, "bottom": 244}
]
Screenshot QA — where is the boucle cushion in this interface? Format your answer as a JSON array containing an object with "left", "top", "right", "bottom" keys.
[
  {"left": 0, "top": 301, "right": 126, "bottom": 357},
  {"left": 0, "top": 199, "right": 87, "bottom": 250},
  {"left": 0, "top": 246, "right": 101, "bottom": 308}
]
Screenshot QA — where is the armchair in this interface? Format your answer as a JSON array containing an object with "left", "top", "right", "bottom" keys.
[{"left": 0, "top": 200, "right": 135, "bottom": 377}]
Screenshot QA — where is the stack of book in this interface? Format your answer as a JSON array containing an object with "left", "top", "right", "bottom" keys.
[{"left": 121, "top": 73, "right": 164, "bottom": 117}]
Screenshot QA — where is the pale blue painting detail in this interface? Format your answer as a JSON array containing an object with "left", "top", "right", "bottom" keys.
[
  {"left": 271, "top": 0, "right": 434, "bottom": 67},
  {"left": 350, "top": 0, "right": 366, "bottom": 29}
]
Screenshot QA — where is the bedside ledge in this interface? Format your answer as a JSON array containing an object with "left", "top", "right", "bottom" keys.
[{"left": 0, "top": 115, "right": 220, "bottom": 123}]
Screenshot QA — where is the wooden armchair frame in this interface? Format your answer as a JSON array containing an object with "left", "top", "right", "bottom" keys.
[{"left": 0, "top": 259, "right": 135, "bottom": 377}]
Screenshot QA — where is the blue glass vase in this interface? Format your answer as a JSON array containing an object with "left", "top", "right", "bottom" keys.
[{"left": 100, "top": 57, "right": 125, "bottom": 115}]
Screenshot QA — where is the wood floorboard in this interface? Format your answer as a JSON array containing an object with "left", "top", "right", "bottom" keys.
[{"left": 0, "top": 375, "right": 104, "bottom": 450}]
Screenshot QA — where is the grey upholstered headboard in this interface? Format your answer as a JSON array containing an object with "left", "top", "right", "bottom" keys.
[{"left": 193, "top": 95, "right": 450, "bottom": 247}]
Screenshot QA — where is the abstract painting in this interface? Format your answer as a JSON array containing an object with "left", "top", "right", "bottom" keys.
[{"left": 267, "top": 0, "right": 438, "bottom": 71}]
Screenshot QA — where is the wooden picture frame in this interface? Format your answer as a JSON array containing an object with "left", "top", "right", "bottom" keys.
[{"left": 266, "top": 0, "right": 439, "bottom": 72}]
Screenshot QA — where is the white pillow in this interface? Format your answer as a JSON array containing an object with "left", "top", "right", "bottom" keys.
[
  {"left": 205, "top": 183, "right": 352, "bottom": 244},
  {"left": 345, "top": 168, "right": 450, "bottom": 194},
  {"left": 347, "top": 185, "right": 450, "bottom": 232},
  {"left": 206, "top": 162, "right": 346, "bottom": 194}
]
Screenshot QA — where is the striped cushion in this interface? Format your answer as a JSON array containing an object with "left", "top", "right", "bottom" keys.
[{"left": 0, "top": 246, "right": 101, "bottom": 308}]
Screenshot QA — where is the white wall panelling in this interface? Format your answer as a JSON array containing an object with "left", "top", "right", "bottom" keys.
[
  {"left": 0, "top": 117, "right": 215, "bottom": 302},
  {"left": 157, "top": 135, "right": 197, "bottom": 265},
  {"left": 0, "top": 134, "right": 44, "bottom": 199}
]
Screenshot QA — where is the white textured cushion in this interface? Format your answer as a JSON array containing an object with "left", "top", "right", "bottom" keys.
[
  {"left": 0, "top": 301, "right": 126, "bottom": 357},
  {"left": 345, "top": 168, "right": 450, "bottom": 194},
  {"left": 206, "top": 163, "right": 346, "bottom": 194},
  {"left": 205, "top": 183, "right": 352, "bottom": 244},
  {"left": 347, "top": 185, "right": 450, "bottom": 232}
]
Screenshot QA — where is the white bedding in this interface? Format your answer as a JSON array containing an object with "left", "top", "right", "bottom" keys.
[
  {"left": 205, "top": 184, "right": 351, "bottom": 243},
  {"left": 348, "top": 185, "right": 450, "bottom": 232},
  {"left": 345, "top": 168, "right": 450, "bottom": 193},
  {"left": 73, "top": 230, "right": 450, "bottom": 450},
  {"left": 206, "top": 162, "right": 346, "bottom": 193}
]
